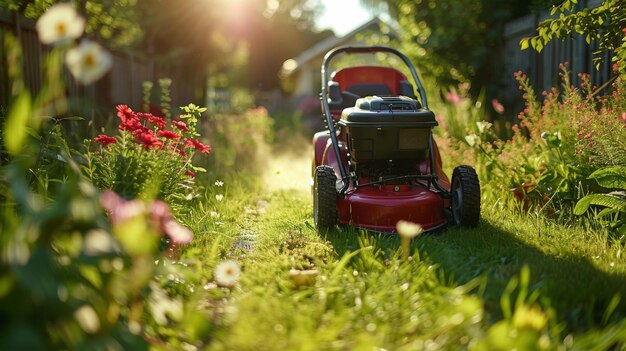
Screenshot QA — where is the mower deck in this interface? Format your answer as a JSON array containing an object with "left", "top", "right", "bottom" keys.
[{"left": 338, "top": 183, "right": 450, "bottom": 232}]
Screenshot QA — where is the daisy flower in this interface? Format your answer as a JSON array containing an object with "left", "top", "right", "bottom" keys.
[
  {"left": 36, "top": 3, "right": 85, "bottom": 45},
  {"left": 65, "top": 40, "right": 113, "bottom": 85},
  {"left": 215, "top": 180, "right": 224, "bottom": 187},
  {"left": 396, "top": 220, "right": 423, "bottom": 239},
  {"left": 214, "top": 260, "right": 241, "bottom": 288}
]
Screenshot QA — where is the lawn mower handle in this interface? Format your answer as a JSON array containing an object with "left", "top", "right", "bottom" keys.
[
  {"left": 319, "top": 46, "right": 431, "bottom": 193},
  {"left": 321, "top": 46, "right": 429, "bottom": 109}
]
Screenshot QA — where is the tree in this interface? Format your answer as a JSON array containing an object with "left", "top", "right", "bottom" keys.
[
  {"left": 370, "top": 0, "right": 540, "bottom": 91},
  {"left": 1, "top": 0, "right": 330, "bottom": 90},
  {"left": 521, "top": 0, "right": 626, "bottom": 71}
]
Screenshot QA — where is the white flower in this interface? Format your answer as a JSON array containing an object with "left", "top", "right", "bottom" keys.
[
  {"left": 83, "top": 229, "right": 115, "bottom": 255},
  {"left": 214, "top": 260, "right": 241, "bottom": 288},
  {"left": 215, "top": 194, "right": 224, "bottom": 202},
  {"left": 214, "top": 180, "right": 224, "bottom": 187},
  {"left": 74, "top": 305, "right": 100, "bottom": 334},
  {"left": 65, "top": 40, "right": 112, "bottom": 85},
  {"left": 396, "top": 220, "right": 423, "bottom": 239},
  {"left": 36, "top": 3, "right": 85, "bottom": 45}
]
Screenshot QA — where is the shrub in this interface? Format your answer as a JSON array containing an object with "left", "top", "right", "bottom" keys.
[
  {"left": 83, "top": 103, "right": 211, "bottom": 206},
  {"left": 206, "top": 106, "right": 273, "bottom": 176},
  {"left": 441, "top": 64, "right": 625, "bottom": 220}
]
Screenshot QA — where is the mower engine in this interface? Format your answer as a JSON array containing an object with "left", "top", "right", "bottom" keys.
[{"left": 338, "top": 96, "right": 438, "bottom": 181}]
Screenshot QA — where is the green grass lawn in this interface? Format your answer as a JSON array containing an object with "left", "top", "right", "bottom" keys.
[{"left": 184, "top": 160, "right": 626, "bottom": 350}]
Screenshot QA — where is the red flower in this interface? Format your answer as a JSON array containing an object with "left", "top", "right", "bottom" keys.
[
  {"left": 138, "top": 113, "right": 167, "bottom": 129},
  {"left": 116, "top": 105, "right": 142, "bottom": 132},
  {"left": 186, "top": 170, "right": 195, "bottom": 178},
  {"left": 185, "top": 138, "right": 211, "bottom": 154},
  {"left": 157, "top": 130, "right": 181, "bottom": 139},
  {"left": 93, "top": 134, "right": 117, "bottom": 147},
  {"left": 136, "top": 130, "right": 163, "bottom": 150},
  {"left": 172, "top": 120, "right": 189, "bottom": 132}
]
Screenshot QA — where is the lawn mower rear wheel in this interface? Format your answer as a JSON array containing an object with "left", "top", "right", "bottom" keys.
[
  {"left": 314, "top": 165, "right": 338, "bottom": 230},
  {"left": 451, "top": 165, "right": 481, "bottom": 227}
]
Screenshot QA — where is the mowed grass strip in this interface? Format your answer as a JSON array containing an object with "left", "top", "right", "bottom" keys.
[{"left": 207, "top": 189, "right": 488, "bottom": 350}]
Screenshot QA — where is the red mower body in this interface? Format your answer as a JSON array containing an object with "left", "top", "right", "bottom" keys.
[
  {"left": 313, "top": 129, "right": 451, "bottom": 232},
  {"left": 312, "top": 46, "right": 480, "bottom": 233}
]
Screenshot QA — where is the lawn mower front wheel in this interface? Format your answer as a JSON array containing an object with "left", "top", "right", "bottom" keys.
[
  {"left": 314, "top": 165, "right": 338, "bottom": 230},
  {"left": 451, "top": 165, "right": 481, "bottom": 227}
]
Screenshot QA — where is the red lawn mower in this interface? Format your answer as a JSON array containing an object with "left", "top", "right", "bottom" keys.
[{"left": 312, "top": 46, "right": 480, "bottom": 233}]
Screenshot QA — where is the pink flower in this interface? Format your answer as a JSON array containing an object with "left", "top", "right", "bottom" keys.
[
  {"left": 491, "top": 99, "right": 505, "bottom": 114},
  {"left": 157, "top": 130, "right": 181, "bottom": 139},
  {"left": 100, "top": 191, "right": 194, "bottom": 245},
  {"left": 445, "top": 91, "right": 462, "bottom": 106},
  {"left": 162, "top": 220, "right": 193, "bottom": 244},
  {"left": 185, "top": 138, "right": 211, "bottom": 154},
  {"left": 100, "top": 190, "right": 145, "bottom": 224},
  {"left": 93, "top": 134, "right": 117, "bottom": 147},
  {"left": 172, "top": 120, "right": 189, "bottom": 132},
  {"left": 149, "top": 200, "right": 193, "bottom": 244}
]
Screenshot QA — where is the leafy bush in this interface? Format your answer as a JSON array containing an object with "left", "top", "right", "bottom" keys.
[
  {"left": 434, "top": 63, "right": 626, "bottom": 228},
  {"left": 83, "top": 103, "right": 211, "bottom": 205},
  {"left": 206, "top": 106, "right": 274, "bottom": 176},
  {"left": 574, "top": 166, "right": 626, "bottom": 235}
]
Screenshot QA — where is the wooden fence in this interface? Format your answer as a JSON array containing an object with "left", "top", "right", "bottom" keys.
[
  {"left": 501, "top": 0, "right": 613, "bottom": 112},
  {"left": 0, "top": 10, "right": 205, "bottom": 122}
]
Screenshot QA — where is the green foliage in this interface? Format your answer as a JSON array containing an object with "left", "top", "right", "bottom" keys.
[
  {"left": 207, "top": 106, "right": 274, "bottom": 177},
  {"left": 180, "top": 103, "right": 206, "bottom": 137},
  {"left": 441, "top": 65, "right": 626, "bottom": 219},
  {"left": 10, "top": 0, "right": 143, "bottom": 48},
  {"left": 379, "top": 0, "right": 536, "bottom": 88},
  {"left": 82, "top": 103, "right": 210, "bottom": 207},
  {"left": 158, "top": 78, "right": 172, "bottom": 121},
  {"left": 575, "top": 166, "right": 626, "bottom": 234},
  {"left": 3, "top": 91, "right": 31, "bottom": 156},
  {"left": 521, "top": 0, "right": 626, "bottom": 70}
]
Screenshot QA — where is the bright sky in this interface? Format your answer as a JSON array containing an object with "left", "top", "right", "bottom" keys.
[{"left": 315, "top": 0, "right": 374, "bottom": 36}]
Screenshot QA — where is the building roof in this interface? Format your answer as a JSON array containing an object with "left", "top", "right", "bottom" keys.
[{"left": 280, "top": 17, "right": 391, "bottom": 77}]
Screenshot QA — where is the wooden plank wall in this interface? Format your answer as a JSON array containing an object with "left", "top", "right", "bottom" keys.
[
  {"left": 502, "top": 0, "right": 613, "bottom": 114},
  {"left": 0, "top": 10, "right": 204, "bottom": 121}
]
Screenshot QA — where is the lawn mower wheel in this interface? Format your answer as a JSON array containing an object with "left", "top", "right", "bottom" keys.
[
  {"left": 314, "top": 165, "right": 338, "bottom": 230},
  {"left": 451, "top": 165, "right": 481, "bottom": 227}
]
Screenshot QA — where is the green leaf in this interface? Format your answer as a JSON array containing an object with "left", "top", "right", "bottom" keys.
[
  {"left": 520, "top": 38, "right": 530, "bottom": 50},
  {"left": 574, "top": 193, "right": 626, "bottom": 216},
  {"left": 4, "top": 92, "right": 32, "bottom": 156},
  {"left": 550, "top": 6, "right": 558, "bottom": 16},
  {"left": 588, "top": 166, "right": 626, "bottom": 189}
]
